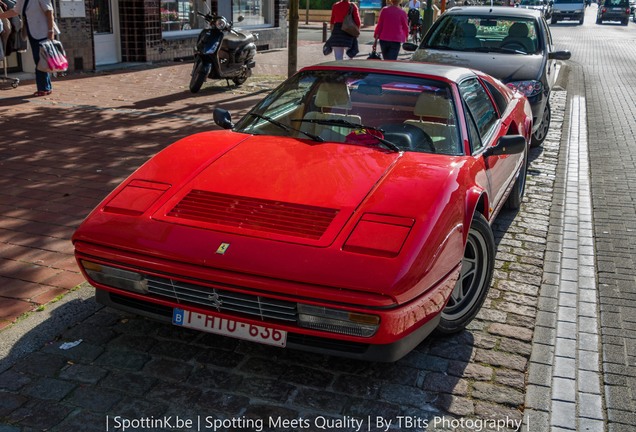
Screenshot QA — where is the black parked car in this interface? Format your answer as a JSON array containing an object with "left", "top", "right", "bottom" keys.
[
  {"left": 405, "top": 7, "right": 571, "bottom": 148},
  {"left": 596, "top": 0, "right": 631, "bottom": 24}
]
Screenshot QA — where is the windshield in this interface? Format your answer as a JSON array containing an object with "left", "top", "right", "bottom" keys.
[
  {"left": 233, "top": 70, "right": 462, "bottom": 155},
  {"left": 424, "top": 15, "right": 541, "bottom": 55},
  {"left": 520, "top": 0, "right": 545, "bottom": 5}
]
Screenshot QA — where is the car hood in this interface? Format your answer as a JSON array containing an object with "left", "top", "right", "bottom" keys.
[
  {"left": 411, "top": 49, "right": 544, "bottom": 82},
  {"left": 151, "top": 132, "right": 405, "bottom": 247}
]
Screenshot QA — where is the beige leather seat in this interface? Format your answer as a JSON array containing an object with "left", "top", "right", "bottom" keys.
[
  {"left": 404, "top": 92, "right": 460, "bottom": 154},
  {"left": 300, "top": 82, "right": 361, "bottom": 142}
]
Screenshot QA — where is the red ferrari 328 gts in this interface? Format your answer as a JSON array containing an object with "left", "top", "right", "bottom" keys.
[{"left": 73, "top": 61, "right": 532, "bottom": 362}]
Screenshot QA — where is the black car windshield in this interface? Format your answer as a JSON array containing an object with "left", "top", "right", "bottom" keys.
[
  {"left": 233, "top": 70, "right": 462, "bottom": 155},
  {"left": 424, "top": 15, "right": 541, "bottom": 55},
  {"left": 520, "top": 0, "right": 544, "bottom": 5}
]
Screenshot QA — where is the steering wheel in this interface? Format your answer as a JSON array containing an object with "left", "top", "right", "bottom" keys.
[{"left": 500, "top": 41, "right": 528, "bottom": 53}]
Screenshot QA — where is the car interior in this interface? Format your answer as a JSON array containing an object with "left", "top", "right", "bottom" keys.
[
  {"left": 236, "top": 72, "right": 463, "bottom": 155},
  {"left": 299, "top": 81, "right": 461, "bottom": 154},
  {"left": 427, "top": 17, "right": 540, "bottom": 54}
]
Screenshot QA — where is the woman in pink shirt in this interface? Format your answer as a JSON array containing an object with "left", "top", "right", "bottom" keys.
[{"left": 373, "top": 0, "right": 409, "bottom": 60}]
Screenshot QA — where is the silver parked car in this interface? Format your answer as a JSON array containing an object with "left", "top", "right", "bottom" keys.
[{"left": 404, "top": 7, "right": 571, "bottom": 147}]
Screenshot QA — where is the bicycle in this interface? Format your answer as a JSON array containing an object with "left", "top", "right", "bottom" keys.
[{"left": 407, "top": 9, "right": 423, "bottom": 44}]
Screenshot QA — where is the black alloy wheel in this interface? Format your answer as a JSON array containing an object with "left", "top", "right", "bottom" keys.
[
  {"left": 531, "top": 100, "right": 551, "bottom": 148},
  {"left": 437, "top": 213, "right": 495, "bottom": 334},
  {"left": 505, "top": 152, "right": 528, "bottom": 210}
]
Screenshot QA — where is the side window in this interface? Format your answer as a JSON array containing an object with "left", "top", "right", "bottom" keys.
[
  {"left": 483, "top": 81, "right": 508, "bottom": 116},
  {"left": 458, "top": 78, "right": 499, "bottom": 153}
]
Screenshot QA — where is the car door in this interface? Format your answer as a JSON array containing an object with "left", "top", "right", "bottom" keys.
[
  {"left": 459, "top": 77, "right": 518, "bottom": 214},
  {"left": 540, "top": 16, "right": 558, "bottom": 91}
]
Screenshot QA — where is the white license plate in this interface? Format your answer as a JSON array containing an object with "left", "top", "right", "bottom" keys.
[
  {"left": 172, "top": 308, "right": 287, "bottom": 347},
  {"left": 612, "top": 7, "right": 623, "bottom": 10}
]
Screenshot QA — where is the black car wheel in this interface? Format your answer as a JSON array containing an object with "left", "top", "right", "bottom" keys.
[
  {"left": 551, "top": 17, "right": 557, "bottom": 24},
  {"left": 596, "top": 16, "right": 603, "bottom": 24},
  {"left": 505, "top": 152, "right": 528, "bottom": 210},
  {"left": 437, "top": 213, "right": 495, "bottom": 334},
  {"left": 531, "top": 101, "right": 551, "bottom": 148}
]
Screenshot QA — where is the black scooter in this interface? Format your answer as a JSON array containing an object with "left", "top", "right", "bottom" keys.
[{"left": 189, "top": 12, "right": 258, "bottom": 93}]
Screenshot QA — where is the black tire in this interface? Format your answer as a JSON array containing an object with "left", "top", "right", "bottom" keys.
[
  {"left": 189, "top": 60, "right": 210, "bottom": 93},
  {"left": 596, "top": 17, "right": 602, "bottom": 24},
  {"left": 437, "top": 213, "right": 495, "bottom": 334},
  {"left": 579, "top": 17, "right": 584, "bottom": 24},
  {"left": 622, "top": 19, "right": 628, "bottom": 25},
  {"left": 531, "top": 100, "right": 551, "bottom": 148},
  {"left": 551, "top": 17, "right": 557, "bottom": 24},
  {"left": 505, "top": 152, "right": 528, "bottom": 210}
]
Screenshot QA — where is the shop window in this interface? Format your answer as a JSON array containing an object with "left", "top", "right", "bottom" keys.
[
  {"left": 233, "top": 0, "right": 271, "bottom": 26},
  {"left": 161, "top": 0, "right": 207, "bottom": 32},
  {"left": 161, "top": 0, "right": 273, "bottom": 35}
]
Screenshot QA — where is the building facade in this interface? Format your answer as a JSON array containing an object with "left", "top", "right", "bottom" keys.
[{"left": 5, "top": 0, "right": 287, "bottom": 73}]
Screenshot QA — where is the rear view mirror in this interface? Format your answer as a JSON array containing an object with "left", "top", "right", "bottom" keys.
[
  {"left": 402, "top": 42, "right": 419, "bottom": 52},
  {"left": 479, "top": 19, "right": 498, "bottom": 26},
  {"left": 485, "top": 135, "right": 526, "bottom": 157},
  {"left": 549, "top": 50, "right": 571, "bottom": 60},
  {"left": 213, "top": 108, "right": 234, "bottom": 129}
]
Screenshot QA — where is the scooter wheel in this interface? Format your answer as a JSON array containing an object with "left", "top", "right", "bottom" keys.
[
  {"left": 232, "top": 72, "right": 248, "bottom": 86},
  {"left": 190, "top": 60, "right": 211, "bottom": 93}
]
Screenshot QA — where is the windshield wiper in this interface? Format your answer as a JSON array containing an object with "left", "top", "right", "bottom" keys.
[
  {"left": 247, "top": 113, "right": 325, "bottom": 142},
  {"left": 295, "top": 119, "right": 401, "bottom": 152},
  {"left": 471, "top": 46, "right": 527, "bottom": 55}
]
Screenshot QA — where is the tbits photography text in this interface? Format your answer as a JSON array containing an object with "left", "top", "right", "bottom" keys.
[{"left": 105, "top": 414, "right": 528, "bottom": 432}]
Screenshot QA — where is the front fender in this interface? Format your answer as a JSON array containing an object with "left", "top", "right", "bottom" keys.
[{"left": 464, "top": 187, "right": 489, "bottom": 243}]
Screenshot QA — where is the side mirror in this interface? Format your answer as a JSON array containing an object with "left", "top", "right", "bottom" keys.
[
  {"left": 237, "top": 15, "right": 245, "bottom": 22},
  {"left": 402, "top": 42, "right": 418, "bottom": 52},
  {"left": 213, "top": 108, "right": 234, "bottom": 129},
  {"left": 484, "top": 135, "right": 526, "bottom": 157},
  {"left": 548, "top": 50, "right": 572, "bottom": 60}
]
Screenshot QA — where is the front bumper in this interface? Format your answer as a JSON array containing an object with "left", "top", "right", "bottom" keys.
[
  {"left": 96, "top": 290, "right": 443, "bottom": 362},
  {"left": 77, "top": 245, "right": 459, "bottom": 362}
]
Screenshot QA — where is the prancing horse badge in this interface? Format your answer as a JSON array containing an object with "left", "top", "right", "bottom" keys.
[{"left": 216, "top": 242, "right": 230, "bottom": 255}]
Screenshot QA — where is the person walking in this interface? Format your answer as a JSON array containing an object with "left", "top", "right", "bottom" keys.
[
  {"left": 0, "top": 0, "right": 59, "bottom": 96},
  {"left": 374, "top": 0, "right": 409, "bottom": 60},
  {"left": 326, "top": 0, "right": 361, "bottom": 60}
]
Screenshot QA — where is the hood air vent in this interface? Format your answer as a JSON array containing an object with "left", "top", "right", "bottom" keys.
[{"left": 167, "top": 190, "right": 338, "bottom": 240}]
